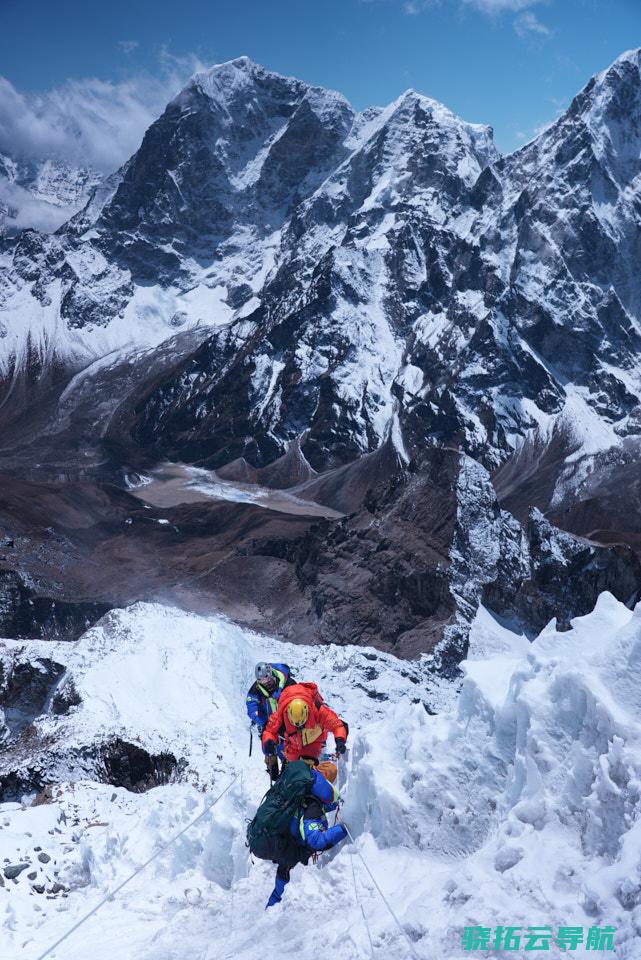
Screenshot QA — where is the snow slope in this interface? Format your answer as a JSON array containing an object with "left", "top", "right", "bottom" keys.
[{"left": 2, "top": 596, "right": 641, "bottom": 959}]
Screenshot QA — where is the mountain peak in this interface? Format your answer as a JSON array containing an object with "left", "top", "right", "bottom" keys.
[
  {"left": 196, "top": 54, "right": 264, "bottom": 80},
  {"left": 602, "top": 46, "right": 641, "bottom": 74},
  {"left": 186, "top": 56, "right": 353, "bottom": 121},
  {"left": 513, "top": 44, "right": 641, "bottom": 170},
  {"left": 577, "top": 45, "right": 641, "bottom": 105},
  {"left": 390, "top": 87, "right": 494, "bottom": 141},
  {"left": 189, "top": 55, "right": 287, "bottom": 101}
]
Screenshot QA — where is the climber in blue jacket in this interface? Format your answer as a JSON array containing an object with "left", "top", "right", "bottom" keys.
[
  {"left": 246, "top": 662, "right": 296, "bottom": 779},
  {"left": 266, "top": 761, "right": 348, "bottom": 909},
  {"left": 246, "top": 662, "right": 296, "bottom": 730}
]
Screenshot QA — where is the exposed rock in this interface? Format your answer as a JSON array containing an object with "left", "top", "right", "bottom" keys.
[
  {"left": 31, "top": 786, "right": 54, "bottom": 806},
  {"left": 99, "top": 739, "right": 182, "bottom": 792},
  {"left": 50, "top": 678, "right": 81, "bottom": 716},
  {"left": 0, "top": 152, "right": 102, "bottom": 235},
  {"left": 4, "top": 862, "right": 30, "bottom": 880},
  {"left": 482, "top": 510, "right": 641, "bottom": 635},
  {"left": 0, "top": 769, "right": 46, "bottom": 803},
  {"left": 1, "top": 738, "right": 184, "bottom": 802},
  {"left": 0, "top": 50, "right": 640, "bottom": 689},
  {"left": 289, "top": 448, "right": 457, "bottom": 658},
  {"left": 0, "top": 654, "right": 65, "bottom": 735},
  {"left": 0, "top": 439, "right": 637, "bottom": 676},
  {"left": 254, "top": 438, "right": 317, "bottom": 489},
  {"left": 0, "top": 567, "right": 109, "bottom": 642},
  {"left": 215, "top": 457, "right": 259, "bottom": 484}
]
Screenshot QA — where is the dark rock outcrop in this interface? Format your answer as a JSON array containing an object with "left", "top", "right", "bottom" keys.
[
  {"left": 0, "top": 654, "right": 66, "bottom": 735},
  {"left": 0, "top": 568, "right": 109, "bottom": 642},
  {"left": 99, "top": 740, "right": 181, "bottom": 792},
  {"left": 482, "top": 510, "right": 641, "bottom": 636}
]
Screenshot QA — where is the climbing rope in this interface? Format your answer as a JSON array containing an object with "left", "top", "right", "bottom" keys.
[
  {"left": 349, "top": 845, "right": 376, "bottom": 959},
  {"left": 32, "top": 774, "right": 239, "bottom": 960},
  {"left": 332, "top": 798, "right": 374, "bottom": 956},
  {"left": 344, "top": 824, "right": 421, "bottom": 960},
  {"left": 229, "top": 769, "right": 244, "bottom": 942}
]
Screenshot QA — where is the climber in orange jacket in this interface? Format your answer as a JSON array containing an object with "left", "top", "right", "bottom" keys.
[{"left": 261, "top": 682, "right": 348, "bottom": 764}]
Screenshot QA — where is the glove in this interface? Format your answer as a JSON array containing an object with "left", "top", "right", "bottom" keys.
[
  {"left": 335, "top": 737, "right": 346, "bottom": 755},
  {"left": 327, "top": 823, "right": 348, "bottom": 845},
  {"left": 263, "top": 739, "right": 276, "bottom": 756},
  {"left": 257, "top": 724, "right": 264, "bottom": 736}
]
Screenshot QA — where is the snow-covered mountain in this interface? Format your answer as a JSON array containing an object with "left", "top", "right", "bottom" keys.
[
  {"left": 3, "top": 52, "right": 641, "bottom": 958},
  {"left": 127, "top": 50, "right": 641, "bottom": 479},
  {"left": 3, "top": 52, "right": 640, "bottom": 480},
  {"left": 1, "top": 51, "right": 641, "bottom": 665}
]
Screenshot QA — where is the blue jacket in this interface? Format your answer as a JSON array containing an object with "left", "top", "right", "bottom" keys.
[
  {"left": 288, "top": 768, "right": 347, "bottom": 850},
  {"left": 246, "top": 663, "right": 294, "bottom": 729},
  {"left": 265, "top": 768, "right": 347, "bottom": 908}
]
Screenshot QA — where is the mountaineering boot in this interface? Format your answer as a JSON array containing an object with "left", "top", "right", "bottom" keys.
[{"left": 265, "top": 875, "right": 287, "bottom": 909}]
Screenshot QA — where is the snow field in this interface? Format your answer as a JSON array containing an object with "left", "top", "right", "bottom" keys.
[{"left": 2, "top": 594, "right": 641, "bottom": 958}]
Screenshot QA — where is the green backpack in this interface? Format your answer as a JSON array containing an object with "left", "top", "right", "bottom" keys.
[{"left": 247, "top": 760, "right": 315, "bottom": 861}]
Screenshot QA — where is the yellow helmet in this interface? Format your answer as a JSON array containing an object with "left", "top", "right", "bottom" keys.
[{"left": 287, "top": 698, "right": 309, "bottom": 728}]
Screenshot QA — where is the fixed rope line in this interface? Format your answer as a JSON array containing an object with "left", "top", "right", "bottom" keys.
[
  {"left": 33, "top": 774, "right": 239, "bottom": 960},
  {"left": 349, "top": 845, "right": 375, "bottom": 959},
  {"left": 344, "top": 824, "right": 421, "bottom": 960},
  {"left": 332, "top": 802, "right": 373, "bottom": 956},
  {"left": 230, "top": 769, "right": 247, "bottom": 940}
]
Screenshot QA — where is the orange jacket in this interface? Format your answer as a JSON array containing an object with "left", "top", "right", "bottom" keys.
[{"left": 261, "top": 682, "right": 347, "bottom": 761}]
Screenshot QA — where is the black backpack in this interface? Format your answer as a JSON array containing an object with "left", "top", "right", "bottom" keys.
[{"left": 247, "top": 760, "right": 315, "bottom": 862}]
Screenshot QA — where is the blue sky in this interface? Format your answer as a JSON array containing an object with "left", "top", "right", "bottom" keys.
[{"left": 1, "top": 0, "right": 640, "bottom": 157}]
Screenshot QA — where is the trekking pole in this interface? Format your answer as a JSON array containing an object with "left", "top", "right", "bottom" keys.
[{"left": 249, "top": 725, "right": 253, "bottom": 757}]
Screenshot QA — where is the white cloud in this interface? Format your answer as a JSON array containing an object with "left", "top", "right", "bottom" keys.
[
  {"left": 514, "top": 10, "right": 551, "bottom": 36},
  {"left": 462, "top": 0, "right": 538, "bottom": 11},
  {"left": 398, "top": 0, "right": 553, "bottom": 45},
  {"left": 119, "top": 40, "right": 140, "bottom": 55},
  {"left": 0, "top": 50, "right": 205, "bottom": 175},
  {"left": 400, "top": 0, "right": 551, "bottom": 28},
  {"left": 0, "top": 177, "right": 82, "bottom": 233},
  {"left": 0, "top": 50, "right": 206, "bottom": 232}
]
